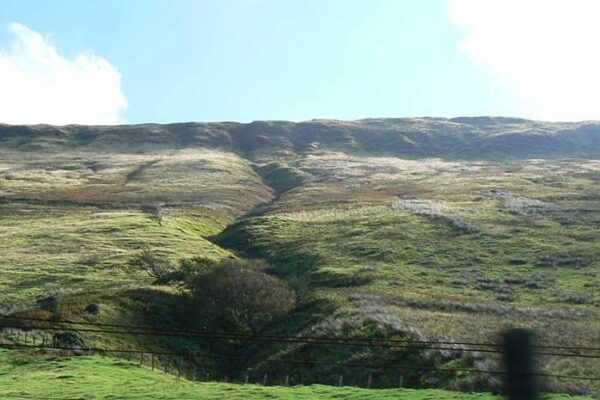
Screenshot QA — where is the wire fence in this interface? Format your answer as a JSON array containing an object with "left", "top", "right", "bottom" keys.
[{"left": 0, "top": 314, "right": 599, "bottom": 393}]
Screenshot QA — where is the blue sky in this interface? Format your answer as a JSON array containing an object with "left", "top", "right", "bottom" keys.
[{"left": 1, "top": 0, "right": 598, "bottom": 124}]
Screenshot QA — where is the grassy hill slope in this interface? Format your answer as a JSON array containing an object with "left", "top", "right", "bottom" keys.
[{"left": 0, "top": 117, "right": 599, "bottom": 396}]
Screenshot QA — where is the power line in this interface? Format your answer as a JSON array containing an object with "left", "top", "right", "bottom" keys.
[
  {"left": 3, "top": 314, "right": 600, "bottom": 354},
  {"left": 2, "top": 319, "right": 600, "bottom": 360},
  {"left": 0, "top": 315, "right": 504, "bottom": 347},
  {"left": 0, "top": 323, "right": 509, "bottom": 355}
]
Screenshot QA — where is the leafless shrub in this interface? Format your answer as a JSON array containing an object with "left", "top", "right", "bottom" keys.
[
  {"left": 141, "top": 203, "right": 163, "bottom": 225},
  {"left": 128, "top": 249, "right": 175, "bottom": 284}
]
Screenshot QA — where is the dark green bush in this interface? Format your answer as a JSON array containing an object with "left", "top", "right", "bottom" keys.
[{"left": 182, "top": 257, "right": 296, "bottom": 334}]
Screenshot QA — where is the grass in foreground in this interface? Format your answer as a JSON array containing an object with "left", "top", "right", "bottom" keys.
[{"left": 0, "top": 350, "right": 589, "bottom": 400}]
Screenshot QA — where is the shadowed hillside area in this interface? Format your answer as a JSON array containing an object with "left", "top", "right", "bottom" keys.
[{"left": 0, "top": 118, "right": 599, "bottom": 396}]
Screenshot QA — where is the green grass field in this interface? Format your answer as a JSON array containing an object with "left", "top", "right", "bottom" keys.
[{"left": 0, "top": 350, "right": 590, "bottom": 400}]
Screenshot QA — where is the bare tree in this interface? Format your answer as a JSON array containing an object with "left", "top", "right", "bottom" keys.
[
  {"left": 141, "top": 203, "right": 163, "bottom": 225},
  {"left": 129, "top": 249, "right": 174, "bottom": 284}
]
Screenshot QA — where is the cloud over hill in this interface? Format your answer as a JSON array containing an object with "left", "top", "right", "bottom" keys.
[{"left": 0, "top": 23, "right": 127, "bottom": 125}]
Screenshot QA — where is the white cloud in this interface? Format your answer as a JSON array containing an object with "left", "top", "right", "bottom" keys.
[
  {"left": 0, "top": 23, "right": 127, "bottom": 125},
  {"left": 449, "top": 0, "right": 600, "bottom": 121}
]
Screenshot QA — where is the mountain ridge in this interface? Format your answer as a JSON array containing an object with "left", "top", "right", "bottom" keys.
[{"left": 1, "top": 117, "right": 599, "bottom": 160}]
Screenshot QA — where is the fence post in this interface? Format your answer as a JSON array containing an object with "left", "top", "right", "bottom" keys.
[
  {"left": 367, "top": 373, "right": 372, "bottom": 389},
  {"left": 503, "top": 328, "right": 538, "bottom": 400},
  {"left": 262, "top": 373, "right": 268, "bottom": 386},
  {"left": 285, "top": 374, "right": 289, "bottom": 386},
  {"left": 338, "top": 374, "right": 343, "bottom": 387},
  {"left": 193, "top": 366, "right": 197, "bottom": 382},
  {"left": 399, "top": 375, "right": 404, "bottom": 388}
]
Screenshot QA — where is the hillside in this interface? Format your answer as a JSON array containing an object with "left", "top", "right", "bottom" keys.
[{"left": 0, "top": 117, "right": 599, "bottom": 396}]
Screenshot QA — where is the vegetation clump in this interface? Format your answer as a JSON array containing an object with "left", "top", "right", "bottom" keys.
[
  {"left": 36, "top": 289, "right": 66, "bottom": 318},
  {"left": 52, "top": 331, "right": 88, "bottom": 354},
  {"left": 180, "top": 257, "right": 297, "bottom": 334},
  {"left": 130, "top": 253, "right": 297, "bottom": 334}
]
